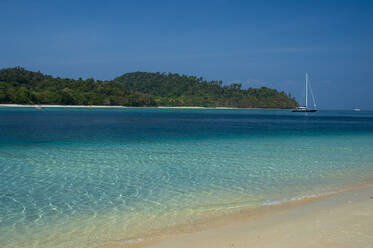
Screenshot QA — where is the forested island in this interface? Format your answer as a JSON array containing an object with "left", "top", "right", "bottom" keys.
[{"left": 0, "top": 67, "right": 298, "bottom": 108}]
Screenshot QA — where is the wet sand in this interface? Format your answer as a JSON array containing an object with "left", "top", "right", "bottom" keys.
[
  {"left": 98, "top": 184, "right": 373, "bottom": 248},
  {"left": 144, "top": 185, "right": 373, "bottom": 248}
]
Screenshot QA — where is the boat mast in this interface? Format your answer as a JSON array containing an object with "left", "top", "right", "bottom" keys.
[
  {"left": 305, "top": 72, "right": 308, "bottom": 108},
  {"left": 309, "top": 82, "right": 317, "bottom": 109}
]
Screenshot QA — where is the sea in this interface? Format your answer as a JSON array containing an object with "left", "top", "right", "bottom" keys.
[{"left": 1, "top": 108, "right": 373, "bottom": 248}]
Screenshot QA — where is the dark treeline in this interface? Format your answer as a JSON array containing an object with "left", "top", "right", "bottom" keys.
[
  {"left": 0, "top": 67, "right": 298, "bottom": 108},
  {"left": 114, "top": 72, "right": 298, "bottom": 108},
  {"left": 0, "top": 67, "right": 155, "bottom": 106}
]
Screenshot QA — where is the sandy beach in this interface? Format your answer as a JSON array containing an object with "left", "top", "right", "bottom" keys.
[
  {"left": 0, "top": 104, "right": 242, "bottom": 109},
  {"left": 99, "top": 184, "right": 373, "bottom": 248}
]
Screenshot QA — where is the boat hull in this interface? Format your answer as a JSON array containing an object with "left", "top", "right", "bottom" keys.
[{"left": 292, "top": 109, "right": 317, "bottom": 112}]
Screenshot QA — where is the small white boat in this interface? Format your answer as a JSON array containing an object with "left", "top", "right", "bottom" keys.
[
  {"left": 353, "top": 108, "right": 361, "bottom": 112},
  {"left": 292, "top": 73, "right": 317, "bottom": 112}
]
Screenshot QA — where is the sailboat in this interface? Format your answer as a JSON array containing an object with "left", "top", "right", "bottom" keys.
[{"left": 292, "top": 73, "right": 317, "bottom": 112}]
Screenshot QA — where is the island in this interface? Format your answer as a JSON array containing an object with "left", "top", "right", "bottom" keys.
[{"left": 0, "top": 67, "right": 298, "bottom": 108}]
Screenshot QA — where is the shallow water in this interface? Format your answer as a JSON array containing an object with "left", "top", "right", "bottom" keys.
[{"left": 1, "top": 108, "right": 373, "bottom": 248}]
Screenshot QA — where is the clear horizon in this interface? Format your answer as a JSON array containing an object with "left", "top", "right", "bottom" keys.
[{"left": 1, "top": 0, "right": 372, "bottom": 110}]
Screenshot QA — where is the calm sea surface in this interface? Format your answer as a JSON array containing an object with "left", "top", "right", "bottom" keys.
[{"left": 1, "top": 108, "right": 373, "bottom": 248}]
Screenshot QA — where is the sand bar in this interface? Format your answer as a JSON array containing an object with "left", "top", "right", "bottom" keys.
[{"left": 0, "top": 104, "right": 243, "bottom": 109}]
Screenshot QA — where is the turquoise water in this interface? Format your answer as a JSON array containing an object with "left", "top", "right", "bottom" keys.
[{"left": 1, "top": 108, "right": 373, "bottom": 248}]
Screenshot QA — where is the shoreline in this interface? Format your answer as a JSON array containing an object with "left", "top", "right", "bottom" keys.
[
  {"left": 0, "top": 104, "right": 270, "bottom": 110},
  {"left": 95, "top": 181, "right": 373, "bottom": 248}
]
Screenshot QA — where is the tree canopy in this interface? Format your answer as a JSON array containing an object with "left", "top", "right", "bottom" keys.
[
  {"left": 0, "top": 67, "right": 155, "bottom": 106},
  {"left": 0, "top": 67, "right": 298, "bottom": 108},
  {"left": 113, "top": 72, "right": 298, "bottom": 108}
]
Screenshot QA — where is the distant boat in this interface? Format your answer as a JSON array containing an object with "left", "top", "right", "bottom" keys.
[
  {"left": 354, "top": 108, "right": 361, "bottom": 112},
  {"left": 292, "top": 73, "right": 317, "bottom": 112}
]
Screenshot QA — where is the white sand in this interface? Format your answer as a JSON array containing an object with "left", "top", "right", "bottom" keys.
[
  {"left": 97, "top": 185, "right": 373, "bottom": 248},
  {"left": 141, "top": 185, "right": 373, "bottom": 248},
  {"left": 0, "top": 104, "right": 242, "bottom": 109}
]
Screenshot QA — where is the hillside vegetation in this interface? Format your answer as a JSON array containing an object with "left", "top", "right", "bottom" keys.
[
  {"left": 114, "top": 72, "right": 298, "bottom": 108},
  {"left": 0, "top": 67, "right": 155, "bottom": 106},
  {"left": 0, "top": 67, "right": 298, "bottom": 108}
]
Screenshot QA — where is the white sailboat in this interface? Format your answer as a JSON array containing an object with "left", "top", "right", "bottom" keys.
[{"left": 292, "top": 73, "right": 317, "bottom": 112}]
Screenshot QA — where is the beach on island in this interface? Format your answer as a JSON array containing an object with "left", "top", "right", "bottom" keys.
[
  {"left": 2, "top": 1, "right": 373, "bottom": 248},
  {"left": 102, "top": 184, "right": 373, "bottom": 248},
  {"left": 0, "top": 104, "right": 243, "bottom": 109}
]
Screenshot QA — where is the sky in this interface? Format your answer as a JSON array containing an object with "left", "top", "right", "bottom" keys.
[{"left": 1, "top": 0, "right": 373, "bottom": 110}]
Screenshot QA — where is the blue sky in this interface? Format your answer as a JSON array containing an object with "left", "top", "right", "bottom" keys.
[{"left": 1, "top": 0, "right": 372, "bottom": 109}]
